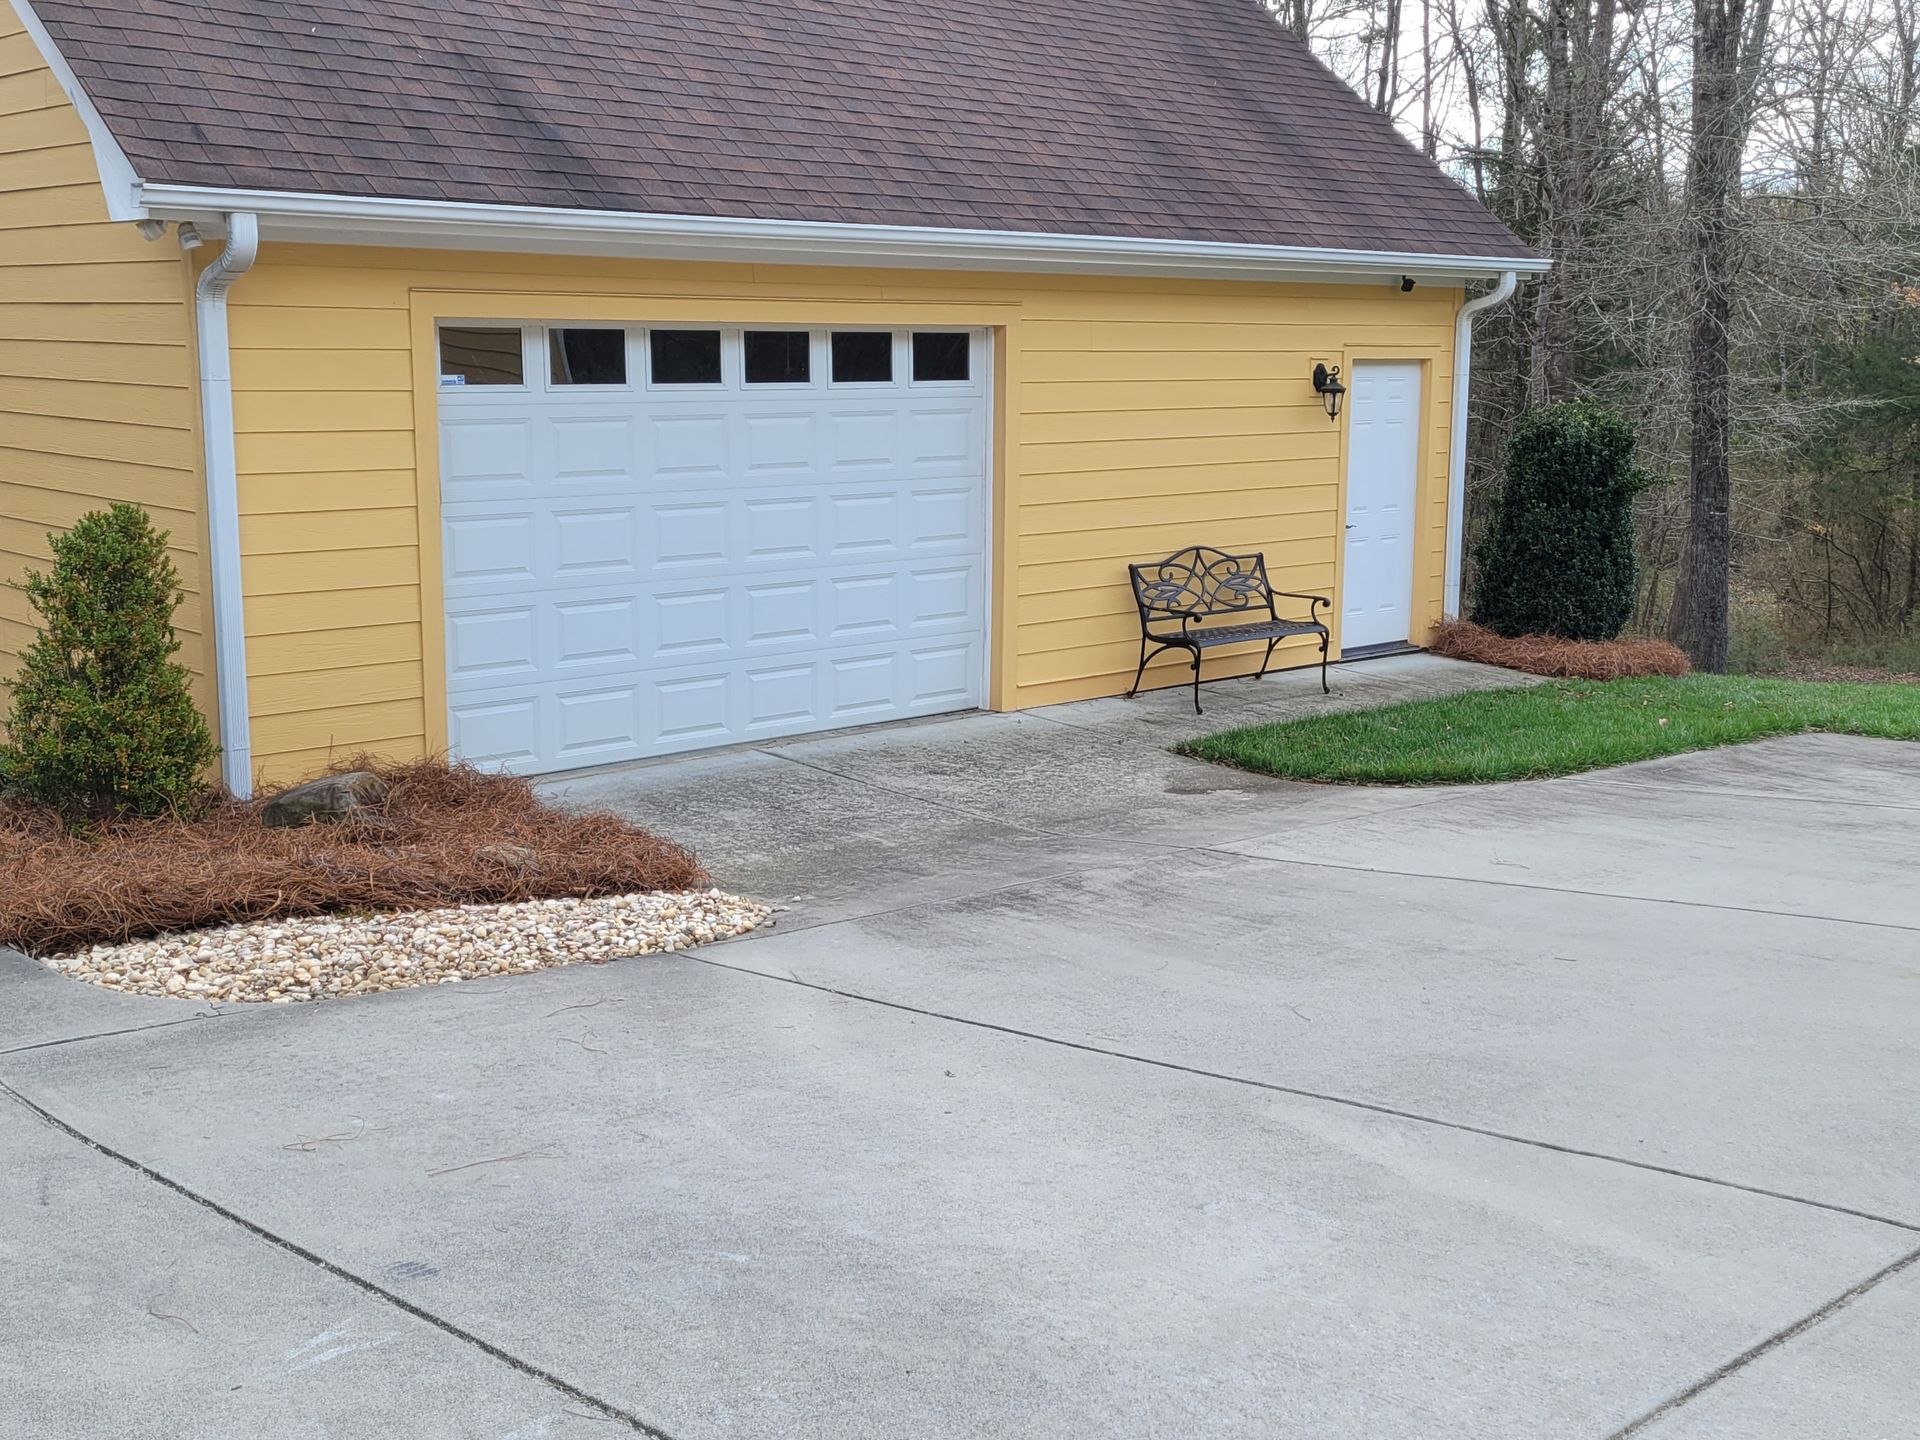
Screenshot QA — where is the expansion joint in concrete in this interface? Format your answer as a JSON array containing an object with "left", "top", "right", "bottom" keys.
[
  {"left": 0, "top": 1079, "right": 681, "bottom": 1440},
  {"left": 688, "top": 951, "right": 1920, "bottom": 1241},
  {"left": 1604, "top": 1242, "right": 1920, "bottom": 1438}
]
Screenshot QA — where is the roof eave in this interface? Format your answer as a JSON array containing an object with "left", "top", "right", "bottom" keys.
[{"left": 136, "top": 184, "right": 1548, "bottom": 285}]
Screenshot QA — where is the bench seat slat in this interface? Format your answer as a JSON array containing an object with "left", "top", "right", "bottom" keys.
[{"left": 1182, "top": 619, "right": 1325, "bottom": 646}]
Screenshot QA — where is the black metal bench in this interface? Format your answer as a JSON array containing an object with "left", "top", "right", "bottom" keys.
[{"left": 1125, "top": 546, "right": 1330, "bottom": 713}]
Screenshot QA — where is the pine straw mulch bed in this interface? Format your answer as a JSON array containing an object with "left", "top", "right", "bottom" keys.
[
  {"left": 1429, "top": 619, "right": 1691, "bottom": 680},
  {"left": 0, "top": 759, "right": 710, "bottom": 957}
]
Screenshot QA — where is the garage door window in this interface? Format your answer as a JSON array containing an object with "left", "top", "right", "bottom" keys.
[
  {"left": 831, "top": 331, "right": 892, "bottom": 384},
  {"left": 745, "top": 330, "right": 811, "bottom": 385},
  {"left": 440, "top": 327, "right": 524, "bottom": 386},
  {"left": 912, "top": 331, "right": 970, "bottom": 383},
  {"left": 550, "top": 328, "right": 627, "bottom": 386},
  {"left": 650, "top": 330, "right": 723, "bottom": 386}
]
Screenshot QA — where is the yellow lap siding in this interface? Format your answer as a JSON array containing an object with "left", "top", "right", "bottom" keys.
[
  {"left": 0, "top": 338, "right": 189, "bottom": 387},
  {"left": 250, "top": 697, "right": 426, "bottom": 761},
  {"left": 242, "top": 546, "right": 420, "bottom": 596},
  {"left": 1023, "top": 378, "right": 1325, "bottom": 413},
  {"left": 0, "top": 470, "right": 198, "bottom": 523},
  {"left": 1023, "top": 520, "right": 1339, "bottom": 570},
  {"left": 0, "top": 262, "right": 189, "bottom": 304},
  {"left": 263, "top": 738, "right": 433, "bottom": 786},
  {"left": 0, "top": 225, "right": 183, "bottom": 268},
  {"left": 228, "top": 305, "right": 413, "bottom": 351},
  {"left": 6, "top": 409, "right": 196, "bottom": 470},
  {"left": 0, "top": 0, "right": 206, "bottom": 719},
  {"left": 247, "top": 622, "right": 422, "bottom": 676},
  {"left": 240, "top": 348, "right": 415, "bottom": 393},
  {"left": 1022, "top": 432, "right": 1334, "bottom": 475},
  {"left": 1027, "top": 453, "right": 1338, "bottom": 503},
  {"left": 1024, "top": 349, "right": 1297, "bottom": 383},
  {"left": 236, "top": 429, "right": 415, "bottom": 475},
  {"left": 241, "top": 508, "right": 418, "bottom": 556},
  {"left": 0, "top": 181, "right": 115, "bottom": 228},
  {"left": 0, "top": 301, "right": 186, "bottom": 345},
  {"left": 247, "top": 469, "right": 418, "bottom": 515},
  {"left": 0, "top": 373, "right": 188, "bottom": 425},
  {"left": 247, "top": 585, "right": 421, "bottom": 636},
  {"left": 225, "top": 244, "right": 1462, "bottom": 782},
  {"left": 0, "top": 142, "right": 97, "bottom": 192},
  {"left": 233, "top": 389, "right": 414, "bottom": 434},
  {"left": 250, "top": 661, "right": 423, "bottom": 718},
  {"left": 1026, "top": 491, "right": 1334, "bottom": 536},
  {"left": 1023, "top": 406, "right": 1327, "bottom": 447}
]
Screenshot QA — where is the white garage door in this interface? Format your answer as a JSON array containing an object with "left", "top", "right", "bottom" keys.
[{"left": 436, "top": 323, "right": 990, "bottom": 774}]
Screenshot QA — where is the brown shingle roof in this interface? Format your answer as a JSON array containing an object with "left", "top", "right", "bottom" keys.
[{"left": 35, "top": 0, "right": 1531, "bottom": 259}]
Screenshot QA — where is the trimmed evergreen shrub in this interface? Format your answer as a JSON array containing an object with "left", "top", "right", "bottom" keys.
[
  {"left": 1471, "top": 402, "right": 1647, "bottom": 642},
  {"left": 2, "top": 504, "right": 217, "bottom": 821}
]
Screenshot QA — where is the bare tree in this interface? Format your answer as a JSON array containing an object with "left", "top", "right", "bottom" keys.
[{"left": 1668, "top": 0, "right": 1775, "bottom": 670}]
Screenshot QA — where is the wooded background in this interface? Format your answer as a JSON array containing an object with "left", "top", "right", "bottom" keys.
[{"left": 1271, "top": 0, "right": 1919, "bottom": 672}]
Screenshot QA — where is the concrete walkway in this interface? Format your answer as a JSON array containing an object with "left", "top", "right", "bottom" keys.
[{"left": 4, "top": 655, "right": 1918, "bottom": 1438}]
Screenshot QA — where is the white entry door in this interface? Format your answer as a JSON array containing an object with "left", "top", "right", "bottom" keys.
[
  {"left": 436, "top": 323, "right": 990, "bottom": 775},
  {"left": 1341, "top": 361, "right": 1422, "bottom": 650}
]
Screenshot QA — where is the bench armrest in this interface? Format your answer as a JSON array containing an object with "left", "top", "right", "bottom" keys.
[
  {"left": 1138, "top": 606, "right": 1203, "bottom": 638},
  {"left": 1271, "top": 590, "right": 1331, "bottom": 623}
]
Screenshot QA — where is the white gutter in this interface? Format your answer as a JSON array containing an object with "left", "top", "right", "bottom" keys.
[
  {"left": 1444, "top": 269, "right": 1520, "bottom": 618},
  {"left": 194, "top": 213, "right": 260, "bottom": 798},
  {"left": 135, "top": 184, "right": 1550, "bottom": 286}
]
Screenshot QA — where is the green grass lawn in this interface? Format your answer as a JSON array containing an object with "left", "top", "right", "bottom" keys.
[{"left": 1175, "top": 674, "right": 1920, "bottom": 785}]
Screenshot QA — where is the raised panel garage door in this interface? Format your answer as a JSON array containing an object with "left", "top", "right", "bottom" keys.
[{"left": 437, "top": 324, "right": 989, "bottom": 774}]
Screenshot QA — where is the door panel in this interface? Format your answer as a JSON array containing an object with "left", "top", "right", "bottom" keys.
[{"left": 1341, "top": 361, "right": 1422, "bottom": 650}]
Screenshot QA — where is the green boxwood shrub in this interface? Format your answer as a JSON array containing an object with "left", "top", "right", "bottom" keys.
[
  {"left": 1471, "top": 403, "right": 1648, "bottom": 642},
  {"left": 2, "top": 503, "right": 217, "bottom": 821}
]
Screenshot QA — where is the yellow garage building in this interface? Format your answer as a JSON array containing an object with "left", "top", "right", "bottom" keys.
[{"left": 1, "top": 0, "right": 1542, "bottom": 792}]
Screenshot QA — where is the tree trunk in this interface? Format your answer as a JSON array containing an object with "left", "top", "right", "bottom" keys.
[
  {"left": 1374, "top": 0, "right": 1404, "bottom": 113},
  {"left": 1907, "top": 475, "right": 1919, "bottom": 624},
  {"left": 1668, "top": 0, "right": 1769, "bottom": 671}
]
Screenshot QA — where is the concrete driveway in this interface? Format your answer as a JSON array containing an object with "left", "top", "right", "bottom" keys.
[{"left": 5, "top": 655, "right": 1919, "bottom": 1439}]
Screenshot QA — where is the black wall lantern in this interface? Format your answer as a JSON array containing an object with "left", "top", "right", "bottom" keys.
[{"left": 1311, "top": 362, "right": 1347, "bottom": 422}]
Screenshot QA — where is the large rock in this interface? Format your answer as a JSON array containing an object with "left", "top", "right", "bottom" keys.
[
  {"left": 475, "top": 842, "right": 537, "bottom": 872},
  {"left": 259, "top": 771, "right": 389, "bottom": 829}
]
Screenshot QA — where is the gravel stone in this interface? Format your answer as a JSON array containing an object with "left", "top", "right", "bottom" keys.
[{"left": 44, "top": 890, "right": 771, "bottom": 1004}]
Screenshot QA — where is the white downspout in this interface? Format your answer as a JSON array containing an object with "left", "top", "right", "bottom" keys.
[
  {"left": 194, "top": 212, "right": 260, "bottom": 797},
  {"left": 1444, "top": 268, "right": 1519, "bottom": 618}
]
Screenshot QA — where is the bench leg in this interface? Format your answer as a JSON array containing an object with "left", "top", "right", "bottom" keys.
[
  {"left": 1253, "top": 637, "right": 1278, "bottom": 682},
  {"left": 1319, "top": 631, "right": 1330, "bottom": 694},
  {"left": 1191, "top": 650, "right": 1204, "bottom": 715},
  {"left": 1125, "top": 636, "right": 1150, "bottom": 700}
]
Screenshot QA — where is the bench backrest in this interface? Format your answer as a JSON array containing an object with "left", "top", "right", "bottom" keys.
[{"left": 1128, "top": 546, "right": 1274, "bottom": 620}]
